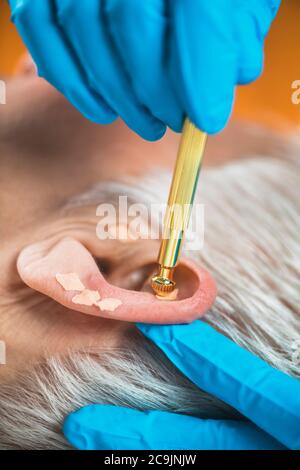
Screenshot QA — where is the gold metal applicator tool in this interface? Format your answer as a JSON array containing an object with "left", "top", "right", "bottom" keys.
[{"left": 151, "top": 118, "right": 207, "bottom": 297}]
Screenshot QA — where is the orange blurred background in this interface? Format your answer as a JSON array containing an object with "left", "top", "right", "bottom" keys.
[{"left": 1, "top": 0, "right": 299, "bottom": 132}]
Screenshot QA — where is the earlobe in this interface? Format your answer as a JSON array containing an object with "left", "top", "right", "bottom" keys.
[{"left": 17, "top": 236, "right": 217, "bottom": 324}]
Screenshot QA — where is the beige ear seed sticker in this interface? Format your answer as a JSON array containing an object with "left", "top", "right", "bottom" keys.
[
  {"left": 72, "top": 289, "right": 101, "bottom": 306},
  {"left": 97, "top": 298, "right": 123, "bottom": 312},
  {"left": 56, "top": 273, "right": 85, "bottom": 292},
  {"left": 55, "top": 273, "right": 122, "bottom": 312}
]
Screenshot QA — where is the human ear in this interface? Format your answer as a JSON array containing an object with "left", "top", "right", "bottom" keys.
[{"left": 17, "top": 236, "right": 216, "bottom": 324}]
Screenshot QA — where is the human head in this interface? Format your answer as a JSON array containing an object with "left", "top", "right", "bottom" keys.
[{"left": 0, "top": 56, "right": 299, "bottom": 449}]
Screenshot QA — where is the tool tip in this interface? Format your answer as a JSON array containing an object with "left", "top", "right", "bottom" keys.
[{"left": 151, "top": 274, "right": 176, "bottom": 297}]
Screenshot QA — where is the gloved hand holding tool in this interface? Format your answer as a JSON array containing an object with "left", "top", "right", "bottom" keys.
[{"left": 9, "top": 0, "right": 280, "bottom": 140}]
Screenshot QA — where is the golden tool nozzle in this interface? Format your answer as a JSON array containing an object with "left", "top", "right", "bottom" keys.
[
  {"left": 151, "top": 119, "right": 207, "bottom": 297},
  {"left": 151, "top": 266, "right": 176, "bottom": 296}
]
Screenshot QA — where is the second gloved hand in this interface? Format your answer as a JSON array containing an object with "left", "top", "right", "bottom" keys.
[
  {"left": 64, "top": 321, "right": 300, "bottom": 450},
  {"left": 10, "top": 0, "right": 281, "bottom": 140}
]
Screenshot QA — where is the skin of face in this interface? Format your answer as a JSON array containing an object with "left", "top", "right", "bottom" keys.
[{"left": 0, "top": 55, "right": 286, "bottom": 383}]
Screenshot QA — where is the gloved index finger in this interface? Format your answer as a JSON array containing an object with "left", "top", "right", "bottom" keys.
[{"left": 137, "top": 321, "right": 300, "bottom": 450}]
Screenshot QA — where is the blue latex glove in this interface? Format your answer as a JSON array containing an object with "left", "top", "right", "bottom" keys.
[
  {"left": 9, "top": 0, "right": 281, "bottom": 140},
  {"left": 63, "top": 322, "right": 300, "bottom": 450}
]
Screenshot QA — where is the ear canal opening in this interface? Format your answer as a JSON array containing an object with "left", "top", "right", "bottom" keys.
[
  {"left": 94, "top": 257, "right": 113, "bottom": 277},
  {"left": 97, "top": 259, "right": 159, "bottom": 292},
  {"left": 129, "top": 263, "right": 158, "bottom": 292}
]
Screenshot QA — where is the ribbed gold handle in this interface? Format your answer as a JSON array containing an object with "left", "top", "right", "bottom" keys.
[
  {"left": 151, "top": 119, "right": 207, "bottom": 296},
  {"left": 158, "top": 119, "right": 207, "bottom": 268}
]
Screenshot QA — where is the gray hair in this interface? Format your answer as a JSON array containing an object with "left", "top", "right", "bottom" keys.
[{"left": 0, "top": 138, "right": 299, "bottom": 449}]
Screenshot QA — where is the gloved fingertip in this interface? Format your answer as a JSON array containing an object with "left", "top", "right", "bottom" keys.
[
  {"left": 136, "top": 322, "right": 156, "bottom": 337},
  {"left": 191, "top": 101, "right": 233, "bottom": 135},
  {"left": 136, "top": 123, "right": 167, "bottom": 142},
  {"left": 168, "top": 115, "right": 185, "bottom": 134},
  {"left": 82, "top": 109, "right": 118, "bottom": 126},
  {"left": 70, "top": 90, "right": 118, "bottom": 125},
  {"left": 193, "top": 116, "right": 227, "bottom": 135},
  {"left": 238, "top": 63, "right": 264, "bottom": 85},
  {"left": 136, "top": 322, "right": 173, "bottom": 345},
  {"left": 63, "top": 412, "right": 90, "bottom": 450}
]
